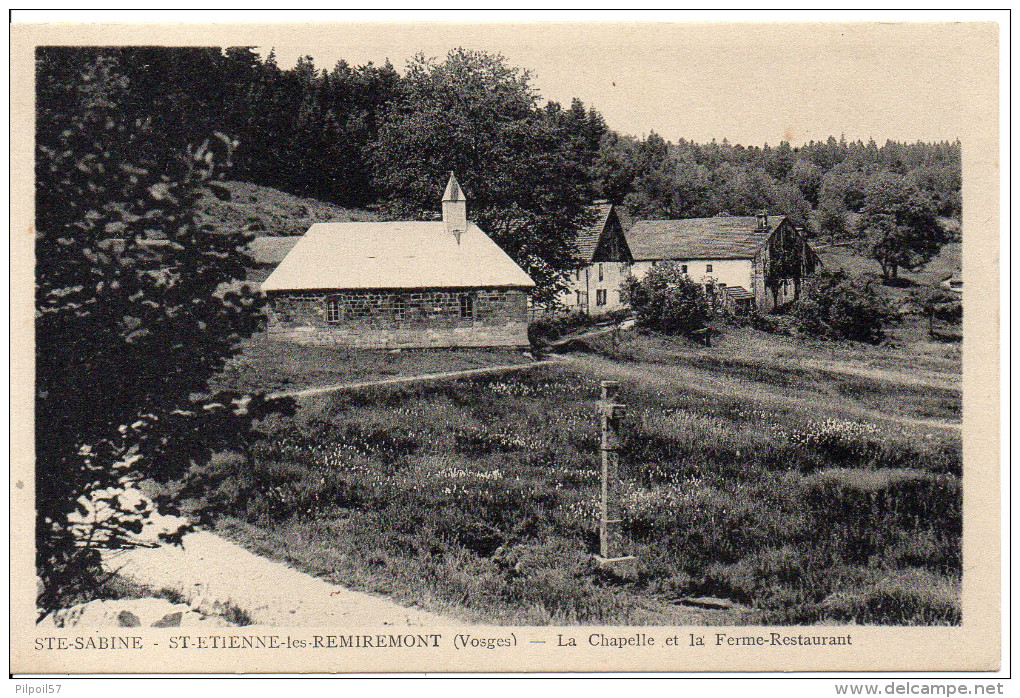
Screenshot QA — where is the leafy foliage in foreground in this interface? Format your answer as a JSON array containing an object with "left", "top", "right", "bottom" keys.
[{"left": 34, "top": 51, "right": 292, "bottom": 614}]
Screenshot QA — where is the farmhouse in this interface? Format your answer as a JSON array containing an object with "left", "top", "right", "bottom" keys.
[
  {"left": 627, "top": 212, "right": 820, "bottom": 312},
  {"left": 559, "top": 202, "right": 634, "bottom": 315},
  {"left": 261, "top": 174, "right": 535, "bottom": 348}
]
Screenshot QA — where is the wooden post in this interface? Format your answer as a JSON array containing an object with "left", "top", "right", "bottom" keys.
[{"left": 595, "top": 380, "right": 637, "bottom": 577}]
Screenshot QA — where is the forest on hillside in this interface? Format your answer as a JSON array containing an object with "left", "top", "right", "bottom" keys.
[{"left": 36, "top": 46, "right": 961, "bottom": 296}]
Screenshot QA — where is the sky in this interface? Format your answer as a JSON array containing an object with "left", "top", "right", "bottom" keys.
[{"left": 245, "top": 21, "right": 988, "bottom": 147}]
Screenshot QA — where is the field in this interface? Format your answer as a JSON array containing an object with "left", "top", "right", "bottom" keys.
[
  {"left": 816, "top": 240, "right": 961, "bottom": 293},
  {"left": 213, "top": 334, "right": 534, "bottom": 394},
  {"left": 815, "top": 240, "right": 963, "bottom": 344},
  {"left": 171, "top": 320, "right": 962, "bottom": 626}
]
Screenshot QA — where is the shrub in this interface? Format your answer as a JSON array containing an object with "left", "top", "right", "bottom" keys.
[
  {"left": 622, "top": 263, "right": 711, "bottom": 336},
  {"left": 528, "top": 311, "right": 598, "bottom": 347},
  {"left": 787, "top": 269, "right": 894, "bottom": 343},
  {"left": 748, "top": 311, "right": 801, "bottom": 337},
  {"left": 528, "top": 309, "right": 630, "bottom": 347}
]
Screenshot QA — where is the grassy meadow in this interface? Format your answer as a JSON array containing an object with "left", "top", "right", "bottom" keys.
[
  {"left": 816, "top": 241, "right": 961, "bottom": 302},
  {"left": 213, "top": 334, "right": 533, "bottom": 394},
  {"left": 197, "top": 180, "right": 381, "bottom": 237},
  {"left": 170, "top": 321, "right": 962, "bottom": 626}
]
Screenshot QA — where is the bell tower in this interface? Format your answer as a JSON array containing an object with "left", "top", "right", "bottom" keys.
[{"left": 442, "top": 172, "right": 467, "bottom": 241}]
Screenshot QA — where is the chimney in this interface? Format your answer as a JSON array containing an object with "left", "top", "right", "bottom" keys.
[
  {"left": 442, "top": 172, "right": 467, "bottom": 242},
  {"left": 757, "top": 210, "right": 769, "bottom": 231}
]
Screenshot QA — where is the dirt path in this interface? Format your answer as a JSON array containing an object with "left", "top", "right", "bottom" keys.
[
  {"left": 266, "top": 320, "right": 638, "bottom": 401},
  {"left": 268, "top": 358, "right": 555, "bottom": 400},
  {"left": 553, "top": 353, "right": 961, "bottom": 432},
  {"left": 102, "top": 531, "right": 457, "bottom": 627},
  {"left": 103, "top": 530, "right": 747, "bottom": 627},
  {"left": 599, "top": 329, "right": 960, "bottom": 393}
]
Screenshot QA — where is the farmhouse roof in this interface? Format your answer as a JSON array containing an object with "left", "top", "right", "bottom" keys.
[
  {"left": 571, "top": 202, "right": 635, "bottom": 263},
  {"left": 246, "top": 236, "right": 303, "bottom": 265},
  {"left": 261, "top": 221, "right": 535, "bottom": 292},
  {"left": 627, "top": 215, "right": 788, "bottom": 261},
  {"left": 573, "top": 203, "right": 615, "bottom": 261}
]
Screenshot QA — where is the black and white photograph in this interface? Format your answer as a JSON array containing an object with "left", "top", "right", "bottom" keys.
[{"left": 10, "top": 15, "right": 1002, "bottom": 677}]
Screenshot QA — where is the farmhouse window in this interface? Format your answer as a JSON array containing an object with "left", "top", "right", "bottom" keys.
[
  {"left": 598, "top": 263, "right": 604, "bottom": 281},
  {"left": 459, "top": 293, "right": 475, "bottom": 320},
  {"left": 393, "top": 296, "right": 405, "bottom": 321},
  {"left": 576, "top": 290, "right": 584, "bottom": 307},
  {"left": 325, "top": 299, "right": 343, "bottom": 324},
  {"left": 706, "top": 264, "right": 713, "bottom": 273},
  {"left": 596, "top": 289, "right": 607, "bottom": 306},
  {"left": 681, "top": 264, "right": 688, "bottom": 274}
]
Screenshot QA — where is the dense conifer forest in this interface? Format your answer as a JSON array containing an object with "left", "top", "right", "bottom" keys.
[{"left": 37, "top": 45, "right": 961, "bottom": 228}]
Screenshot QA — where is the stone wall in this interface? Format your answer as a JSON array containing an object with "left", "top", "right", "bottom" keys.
[{"left": 266, "top": 287, "right": 530, "bottom": 348}]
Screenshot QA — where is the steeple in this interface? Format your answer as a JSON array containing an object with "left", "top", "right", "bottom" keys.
[{"left": 442, "top": 172, "right": 467, "bottom": 241}]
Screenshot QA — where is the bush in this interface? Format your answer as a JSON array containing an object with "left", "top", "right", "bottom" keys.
[
  {"left": 528, "top": 311, "right": 599, "bottom": 346},
  {"left": 748, "top": 312, "right": 801, "bottom": 337},
  {"left": 622, "top": 263, "right": 711, "bottom": 336},
  {"left": 817, "top": 198, "right": 851, "bottom": 243},
  {"left": 787, "top": 269, "right": 894, "bottom": 343},
  {"left": 528, "top": 309, "right": 631, "bottom": 347}
]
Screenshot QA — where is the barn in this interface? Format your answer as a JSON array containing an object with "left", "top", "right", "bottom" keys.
[
  {"left": 260, "top": 174, "right": 535, "bottom": 348},
  {"left": 626, "top": 212, "right": 820, "bottom": 312},
  {"left": 559, "top": 201, "right": 634, "bottom": 315}
]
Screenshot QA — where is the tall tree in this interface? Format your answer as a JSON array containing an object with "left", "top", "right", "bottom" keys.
[
  {"left": 370, "top": 48, "right": 595, "bottom": 303},
  {"left": 592, "top": 132, "right": 644, "bottom": 205},
  {"left": 857, "top": 173, "right": 946, "bottom": 280},
  {"left": 35, "top": 49, "right": 289, "bottom": 614},
  {"left": 817, "top": 197, "right": 850, "bottom": 243}
]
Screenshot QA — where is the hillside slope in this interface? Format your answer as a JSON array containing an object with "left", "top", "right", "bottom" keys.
[{"left": 197, "top": 181, "right": 380, "bottom": 237}]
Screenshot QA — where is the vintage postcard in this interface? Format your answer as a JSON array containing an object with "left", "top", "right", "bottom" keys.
[{"left": 10, "top": 16, "right": 1002, "bottom": 675}]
